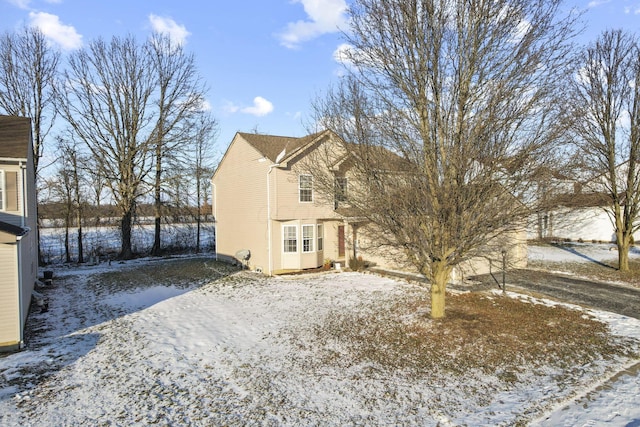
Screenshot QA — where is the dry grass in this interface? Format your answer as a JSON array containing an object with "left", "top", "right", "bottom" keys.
[
  {"left": 305, "top": 290, "right": 637, "bottom": 382},
  {"left": 88, "top": 257, "right": 239, "bottom": 295}
]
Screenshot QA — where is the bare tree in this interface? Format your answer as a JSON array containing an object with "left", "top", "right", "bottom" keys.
[
  {"left": 190, "top": 112, "right": 218, "bottom": 253},
  {"left": 147, "top": 33, "right": 208, "bottom": 256},
  {"left": 567, "top": 30, "right": 640, "bottom": 271},
  {"left": 311, "top": 0, "right": 578, "bottom": 318},
  {"left": 56, "top": 136, "right": 87, "bottom": 263},
  {"left": 0, "top": 26, "right": 60, "bottom": 178},
  {"left": 58, "top": 35, "right": 155, "bottom": 259}
]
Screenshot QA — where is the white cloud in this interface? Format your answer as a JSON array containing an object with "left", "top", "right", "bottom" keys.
[
  {"left": 29, "top": 12, "right": 82, "bottom": 50},
  {"left": 333, "top": 42, "right": 359, "bottom": 66},
  {"left": 7, "top": 0, "right": 30, "bottom": 9},
  {"left": 624, "top": 5, "right": 640, "bottom": 14},
  {"left": 278, "top": 0, "right": 348, "bottom": 49},
  {"left": 241, "top": 97, "right": 274, "bottom": 116},
  {"left": 223, "top": 101, "right": 240, "bottom": 114},
  {"left": 148, "top": 14, "right": 190, "bottom": 45},
  {"left": 223, "top": 97, "right": 274, "bottom": 117},
  {"left": 588, "top": 0, "right": 611, "bottom": 8}
]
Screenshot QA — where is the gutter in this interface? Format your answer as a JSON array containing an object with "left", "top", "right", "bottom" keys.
[{"left": 212, "top": 182, "right": 217, "bottom": 261}]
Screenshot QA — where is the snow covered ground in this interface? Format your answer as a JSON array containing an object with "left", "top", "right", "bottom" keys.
[{"left": 0, "top": 246, "right": 639, "bottom": 426}]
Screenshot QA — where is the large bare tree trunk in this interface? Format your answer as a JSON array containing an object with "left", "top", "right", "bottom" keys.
[
  {"left": 429, "top": 260, "right": 452, "bottom": 319},
  {"left": 120, "top": 208, "right": 134, "bottom": 260},
  {"left": 151, "top": 146, "right": 162, "bottom": 256}
]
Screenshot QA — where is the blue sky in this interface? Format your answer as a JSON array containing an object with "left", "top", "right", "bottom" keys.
[{"left": 1, "top": 0, "right": 640, "bottom": 156}]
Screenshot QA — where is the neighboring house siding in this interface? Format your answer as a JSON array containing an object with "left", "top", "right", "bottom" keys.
[
  {"left": 0, "top": 116, "right": 40, "bottom": 351},
  {"left": 19, "top": 229, "right": 36, "bottom": 336},
  {"left": 527, "top": 207, "right": 632, "bottom": 242},
  {"left": 0, "top": 239, "right": 19, "bottom": 348}
]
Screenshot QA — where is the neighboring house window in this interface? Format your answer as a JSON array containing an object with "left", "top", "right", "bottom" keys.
[
  {"left": 317, "top": 224, "right": 324, "bottom": 251},
  {"left": 283, "top": 225, "right": 298, "bottom": 253},
  {"left": 0, "top": 170, "right": 19, "bottom": 211},
  {"left": 299, "top": 175, "right": 313, "bottom": 202},
  {"left": 302, "top": 225, "right": 314, "bottom": 253},
  {"left": 334, "top": 176, "right": 348, "bottom": 209},
  {"left": 0, "top": 170, "right": 4, "bottom": 210}
]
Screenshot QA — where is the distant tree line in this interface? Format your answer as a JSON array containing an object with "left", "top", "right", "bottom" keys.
[{"left": 0, "top": 27, "right": 218, "bottom": 262}]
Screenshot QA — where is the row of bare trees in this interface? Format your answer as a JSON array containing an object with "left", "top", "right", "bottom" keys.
[
  {"left": 308, "top": 0, "right": 640, "bottom": 318},
  {"left": 0, "top": 28, "right": 217, "bottom": 261}
]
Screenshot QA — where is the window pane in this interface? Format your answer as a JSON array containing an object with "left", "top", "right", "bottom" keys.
[
  {"left": 283, "top": 226, "right": 297, "bottom": 253},
  {"left": 299, "top": 175, "right": 313, "bottom": 202},
  {"left": 302, "top": 225, "right": 314, "bottom": 252},
  {"left": 335, "top": 177, "right": 347, "bottom": 201},
  {"left": 317, "top": 224, "right": 324, "bottom": 251}
]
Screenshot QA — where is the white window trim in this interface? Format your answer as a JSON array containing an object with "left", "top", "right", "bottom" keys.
[
  {"left": 302, "top": 224, "right": 314, "bottom": 253},
  {"left": 299, "top": 174, "right": 313, "bottom": 203},
  {"left": 0, "top": 170, "right": 5, "bottom": 211},
  {"left": 283, "top": 225, "right": 298, "bottom": 253}
]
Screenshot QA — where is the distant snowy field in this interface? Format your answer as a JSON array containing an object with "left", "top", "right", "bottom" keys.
[
  {"left": 528, "top": 242, "right": 640, "bottom": 264},
  {"left": 39, "top": 223, "right": 215, "bottom": 262},
  {"left": 0, "top": 246, "right": 638, "bottom": 425}
]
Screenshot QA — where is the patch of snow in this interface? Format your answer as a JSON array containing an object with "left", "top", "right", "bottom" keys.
[
  {"left": 0, "top": 254, "right": 638, "bottom": 425},
  {"left": 527, "top": 242, "right": 631, "bottom": 263},
  {"left": 103, "top": 286, "right": 191, "bottom": 310}
]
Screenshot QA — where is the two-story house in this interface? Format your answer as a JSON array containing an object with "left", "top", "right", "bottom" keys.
[
  {"left": 212, "top": 130, "right": 349, "bottom": 275},
  {"left": 0, "top": 115, "right": 38, "bottom": 352},
  {"left": 212, "top": 130, "right": 527, "bottom": 277}
]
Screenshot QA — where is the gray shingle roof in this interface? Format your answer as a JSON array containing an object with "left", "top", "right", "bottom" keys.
[
  {"left": 0, "top": 115, "right": 31, "bottom": 159},
  {"left": 238, "top": 131, "right": 326, "bottom": 162}
]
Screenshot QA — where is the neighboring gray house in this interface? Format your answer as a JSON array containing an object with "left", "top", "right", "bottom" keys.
[{"left": 0, "top": 115, "right": 38, "bottom": 352}]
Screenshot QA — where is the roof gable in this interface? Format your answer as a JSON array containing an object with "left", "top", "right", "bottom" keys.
[
  {"left": 238, "top": 130, "right": 332, "bottom": 164},
  {"left": 0, "top": 115, "right": 31, "bottom": 159}
]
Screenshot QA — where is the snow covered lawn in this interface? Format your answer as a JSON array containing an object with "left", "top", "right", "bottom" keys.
[{"left": 1, "top": 255, "right": 639, "bottom": 426}]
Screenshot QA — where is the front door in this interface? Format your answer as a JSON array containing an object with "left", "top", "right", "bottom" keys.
[{"left": 338, "top": 225, "right": 345, "bottom": 258}]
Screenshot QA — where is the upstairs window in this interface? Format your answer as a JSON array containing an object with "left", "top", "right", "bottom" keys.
[
  {"left": 0, "top": 170, "right": 18, "bottom": 212},
  {"left": 299, "top": 175, "right": 313, "bottom": 202},
  {"left": 334, "top": 176, "right": 348, "bottom": 209}
]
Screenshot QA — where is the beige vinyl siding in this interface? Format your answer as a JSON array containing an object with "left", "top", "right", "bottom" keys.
[
  {"left": 0, "top": 243, "right": 19, "bottom": 348},
  {"left": 19, "top": 230, "right": 35, "bottom": 330},
  {"left": 213, "top": 134, "right": 270, "bottom": 272},
  {"left": 272, "top": 168, "right": 335, "bottom": 221}
]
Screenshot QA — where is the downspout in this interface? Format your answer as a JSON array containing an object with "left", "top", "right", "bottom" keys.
[
  {"left": 212, "top": 182, "right": 217, "bottom": 261},
  {"left": 18, "top": 161, "right": 28, "bottom": 349},
  {"left": 20, "top": 161, "right": 26, "bottom": 227}
]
